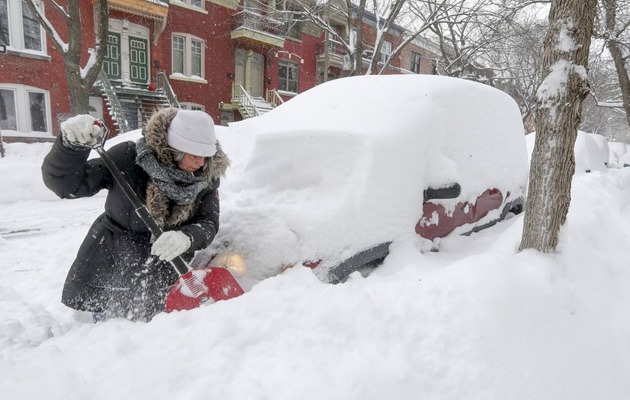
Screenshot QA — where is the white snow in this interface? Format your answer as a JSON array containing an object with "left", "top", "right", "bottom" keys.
[
  {"left": 2, "top": 76, "right": 630, "bottom": 399},
  {"left": 214, "top": 75, "right": 528, "bottom": 287}
]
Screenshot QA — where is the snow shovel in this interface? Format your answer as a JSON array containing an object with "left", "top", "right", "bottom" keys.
[{"left": 87, "top": 121, "right": 244, "bottom": 312}]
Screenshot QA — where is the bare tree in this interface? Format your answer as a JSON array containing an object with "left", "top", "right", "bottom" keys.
[
  {"left": 519, "top": 0, "right": 597, "bottom": 252},
  {"left": 582, "top": 54, "right": 630, "bottom": 140},
  {"left": 24, "top": 0, "right": 109, "bottom": 115},
  {"left": 596, "top": 0, "right": 630, "bottom": 129},
  {"left": 491, "top": 15, "right": 547, "bottom": 129},
  {"left": 415, "top": 0, "right": 509, "bottom": 80},
  {"left": 277, "top": 0, "right": 453, "bottom": 76}
]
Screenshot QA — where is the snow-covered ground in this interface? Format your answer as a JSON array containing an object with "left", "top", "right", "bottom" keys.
[
  {"left": 3, "top": 76, "right": 630, "bottom": 397},
  {"left": 3, "top": 140, "right": 630, "bottom": 399}
]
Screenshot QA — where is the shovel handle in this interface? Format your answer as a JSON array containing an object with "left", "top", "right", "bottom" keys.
[{"left": 91, "top": 127, "right": 190, "bottom": 276}]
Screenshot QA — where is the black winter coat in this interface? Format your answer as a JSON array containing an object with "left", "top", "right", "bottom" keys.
[{"left": 42, "top": 137, "right": 221, "bottom": 319}]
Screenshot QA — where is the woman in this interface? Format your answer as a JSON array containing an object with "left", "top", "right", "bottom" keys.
[{"left": 42, "top": 108, "right": 229, "bottom": 320}]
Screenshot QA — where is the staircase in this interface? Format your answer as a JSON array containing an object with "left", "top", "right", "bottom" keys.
[
  {"left": 232, "top": 84, "right": 282, "bottom": 119},
  {"left": 96, "top": 70, "right": 179, "bottom": 134}
]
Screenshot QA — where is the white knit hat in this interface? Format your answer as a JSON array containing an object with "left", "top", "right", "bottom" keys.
[{"left": 167, "top": 110, "right": 217, "bottom": 157}]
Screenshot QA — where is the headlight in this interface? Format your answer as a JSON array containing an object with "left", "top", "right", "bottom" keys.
[{"left": 213, "top": 252, "right": 247, "bottom": 277}]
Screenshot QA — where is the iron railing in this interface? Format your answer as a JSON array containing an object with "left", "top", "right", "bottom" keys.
[
  {"left": 232, "top": 9, "right": 284, "bottom": 37},
  {"left": 156, "top": 72, "right": 181, "bottom": 108}
]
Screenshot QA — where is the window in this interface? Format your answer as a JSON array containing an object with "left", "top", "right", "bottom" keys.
[
  {"left": 28, "top": 91, "right": 47, "bottom": 131},
  {"left": 171, "top": 33, "right": 205, "bottom": 79},
  {"left": 0, "top": 85, "right": 50, "bottom": 134},
  {"left": 278, "top": 60, "right": 298, "bottom": 93},
  {"left": 0, "top": 0, "right": 45, "bottom": 53},
  {"left": 411, "top": 52, "right": 421, "bottom": 74},
  {"left": 174, "top": 0, "right": 203, "bottom": 7},
  {"left": 284, "top": 13, "right": 301, "bottom": 40},
  {"left": 381, "top": 41, "right": 392, "bottom": 64},
  {"left": 0, "top": 88, "right": 17, "bottom": 130},
  {"left": 180, "top": 102, "right": 205, "bottom": 111}
]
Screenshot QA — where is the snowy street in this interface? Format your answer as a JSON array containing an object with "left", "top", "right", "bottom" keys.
[{"left": 2, "top": 137, "right": 630, "bottom": 399}]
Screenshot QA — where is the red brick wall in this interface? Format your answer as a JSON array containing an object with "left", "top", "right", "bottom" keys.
[{"left": 163, "top": 3, "right": 235, "bottom": 123}]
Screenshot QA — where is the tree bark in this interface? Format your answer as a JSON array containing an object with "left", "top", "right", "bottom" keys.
[{"left": 519, "top": 0, "right": 597, "bottom": 253}]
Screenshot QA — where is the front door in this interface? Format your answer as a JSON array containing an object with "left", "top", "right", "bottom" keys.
[
  {"left": 250, "top": 52, "right": 263, "bottom": 97},
  {"left": 129, "top": 36, "right": 148, "bottom": 84},
  {"left": 234, "top": 49, "right": 264, "bottom": 97},
  {"left": 234, "top": 49, "right": 246, "bottom": 89},
  {"left": 104, "top": 32, "right": 122, "bottom": 81},
  {"left": 106, "top": 20, "right": 150, "bottom": 86}
]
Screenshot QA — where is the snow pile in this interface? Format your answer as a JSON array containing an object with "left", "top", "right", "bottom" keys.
[
  {"left": 2, "top": 141, "right": 630, "bottom": 399},
  {"left": 215, "top": 75, "right": 528, "bottom": 284}
]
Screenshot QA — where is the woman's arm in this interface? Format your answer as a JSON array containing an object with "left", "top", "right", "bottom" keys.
[{"left": 41, "top": 138, "right": 134, "bottom": 200}]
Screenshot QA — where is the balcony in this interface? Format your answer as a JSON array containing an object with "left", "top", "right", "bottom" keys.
[
  {"left": 231, "top": 9, "right": 285, "bottom": 48},
  {"left": 96, "top": 0, "right": 169, "bottom": 44},
  {"left": 104, "top": 0, "right": 168, "bottom": 18},
  {"left": 316, "top": 39, "right": 348, "bottom": 69}
]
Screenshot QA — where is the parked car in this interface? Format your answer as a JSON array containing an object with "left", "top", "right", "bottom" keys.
[
  {"left": 526, "top": 130, "right": 608, "bottom": 173},
  {"left": 198, "top": 75, "right": 529, "bottom": 288},
  {"left": 608, "top": 141, "right": 628, "bottom": 168}
]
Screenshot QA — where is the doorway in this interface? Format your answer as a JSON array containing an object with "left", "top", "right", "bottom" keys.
[{"left": 234, "top": 49, "right": 264, "bottom": 97}]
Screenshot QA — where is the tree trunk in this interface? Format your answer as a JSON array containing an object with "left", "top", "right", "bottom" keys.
[
  {"left": 519, "top": 0, "right": 597, "bottom": 253},
  {"left": 602, "top": 0, "right": 630, "bottom": 129},
  {"left": 25, "top": 0, "right": 108, "bottom": 116},
  {"left": 608, "top": 41, "right": 630, "bottom": 128},
  {"left": 66, "top": 71, "right": 91, "bottom": 115}
]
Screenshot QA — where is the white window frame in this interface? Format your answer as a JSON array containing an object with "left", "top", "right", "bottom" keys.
[
  {"left": 171, "top": 33, "right": 205, "bottom": 80},
  {"left": 278, "top": 59, "right": 299, "bottom": 94},
  {"left": 0, "top": 0, "right": 47, "bottom": 55},
  {"left": 411, "top": 51, "right": 421, "bottom": 74},
  {"left": 381, "top": 41, "right": 392, "bottom": 64},
  {"left": 0, "top": 83, "right": 51, "bottom": 135}
]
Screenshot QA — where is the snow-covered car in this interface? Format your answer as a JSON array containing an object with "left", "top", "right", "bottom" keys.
[
  {"left": 608, "top": 141, "right": 628, "bottom": 168},
  {"left": 200, "top": 75, "right": 529, "bottom": 289},
  {"left": 526, "top": 130, "right": 608, "bottom": 173}
]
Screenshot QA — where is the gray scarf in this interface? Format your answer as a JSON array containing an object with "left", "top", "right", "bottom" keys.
[{"left": 135, "top": 138, "right": 208, "bottom": 205}]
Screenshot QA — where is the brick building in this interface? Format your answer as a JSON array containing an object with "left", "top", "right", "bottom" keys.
[{"left": 0, "top": 0, "right": 440, "bottom": 141}]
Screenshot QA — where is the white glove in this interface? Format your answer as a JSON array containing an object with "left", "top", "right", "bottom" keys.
[
  {"left": 151, "top": 231, "right": 191, "bottom": 262},
  {"left": 61, "top": 114, "right": 103, "bottom": 147}
]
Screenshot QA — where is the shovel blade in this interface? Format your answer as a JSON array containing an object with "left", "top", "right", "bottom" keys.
[{"left": 165, "top": 266, "right": 244, "bottom": 312}]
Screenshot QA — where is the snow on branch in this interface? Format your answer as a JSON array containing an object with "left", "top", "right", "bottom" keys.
[{"left": 24, "top": 0, "right": 69, "bottom": 53}]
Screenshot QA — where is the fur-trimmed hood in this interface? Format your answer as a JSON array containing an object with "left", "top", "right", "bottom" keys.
[{"left": 142, "top": 107, "right": 230, "bottom": 181}]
